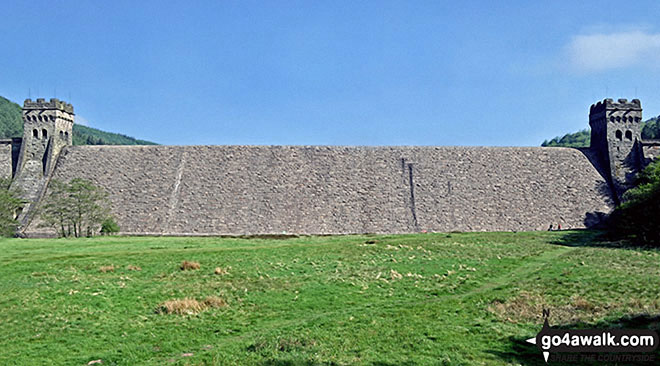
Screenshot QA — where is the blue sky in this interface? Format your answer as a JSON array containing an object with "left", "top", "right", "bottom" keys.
[{"left": 2, "top": 1, "right": 660, "bottom": 146}]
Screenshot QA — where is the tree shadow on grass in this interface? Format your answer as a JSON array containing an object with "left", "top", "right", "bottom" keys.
[
  {"left": 550, "top": 229, "right": 659, "bottom": 251},
  {"left": 488, "top": 313, "right": 660, "bottom": 365}
]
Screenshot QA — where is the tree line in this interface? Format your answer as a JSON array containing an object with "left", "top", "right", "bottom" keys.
[
  {"left": 0, "top": 178, "right": 119, "bottom": 237},
  {"left": 542, "top": 116, "right": 660, "bottom": 148}
]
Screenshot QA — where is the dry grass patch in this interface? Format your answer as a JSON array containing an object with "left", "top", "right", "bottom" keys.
[
  {"left": 180, "top": 261, "right": 200, "bottom": 271},
  {"left": 99, "top": 265, "right": 115, "bottom": 273},
  {"left": 572, "top": 296, "right": 594, "bottom": 311},
  {"left": 214, "top": 266, "right": 229, "bottom": 275},
  {"left": 203, "top": 296, "right": 227, "bottom": 308},
  {"left": 156, "top": 296, "right": 227, "bottom": 315},
  {"left": 389, "top": 269, "right": 403, "bottom": 280},
  {"left": 156, "top": 298, "right": 206, "bottom": 315},
  {"left": 127, "top": 265, "right": 142, "bottom": 271},
  {"left": 487, "top": 292, "right": 660, "bottom": 325}
]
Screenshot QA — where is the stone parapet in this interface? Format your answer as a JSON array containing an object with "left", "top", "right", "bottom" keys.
[{"left": 23, "top": 98, "right": 74, "bottom": 113}]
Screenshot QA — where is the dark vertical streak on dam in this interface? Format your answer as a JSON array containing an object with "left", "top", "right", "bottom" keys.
[{"left": 407, "top": 162, "right": 419, "bottom": 231}]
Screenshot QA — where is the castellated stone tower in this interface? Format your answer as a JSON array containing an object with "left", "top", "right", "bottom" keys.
[
  {"left": 589, "top": 98, "right": 645, "bottom": 198},
  {"left": 12, "top": 98, "right": 74, "bottom": 226}
]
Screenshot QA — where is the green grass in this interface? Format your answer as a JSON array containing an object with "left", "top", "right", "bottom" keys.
[{"left": 0, "top": 231, "right": 659, "bottom": 365}]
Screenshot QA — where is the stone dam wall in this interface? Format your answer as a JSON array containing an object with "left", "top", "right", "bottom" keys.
[
  {"left": 23, "top": 145, "right": 614, "bottom": 236},
  {"left": 0, "top": 140, "right": 13, "bottom": 179}
]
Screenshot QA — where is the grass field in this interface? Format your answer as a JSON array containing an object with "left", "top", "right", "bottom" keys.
[{"left": 1, "top": 231, "right": 659, "bottom": 365}]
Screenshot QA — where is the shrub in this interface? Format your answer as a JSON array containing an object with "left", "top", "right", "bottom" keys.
[{"left": 100, "top": 217, "right": 120, "bottom": 235}]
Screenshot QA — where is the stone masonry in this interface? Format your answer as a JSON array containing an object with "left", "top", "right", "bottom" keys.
[
  {"left": 6, "top": 97, "right": 656, "bottom": 237},
  {"left": 11, "top": 98, "right": 74, "bottom": 226},
  {"left": 589, "top": 98, "right": 645, "bottom": 199},
  {"left": 23, "top": 145, "right": 612, "bottom": 236}
]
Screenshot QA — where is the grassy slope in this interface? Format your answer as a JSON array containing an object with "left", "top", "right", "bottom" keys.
[
  {"left": 0, "top": 232, "right": 658, "bottom": 365},
  {"left": 0, "top": 96, "right": 156, "bottom": 145},
  {"left": 72, "top": 125, "right": 157, "bottom": 146}
]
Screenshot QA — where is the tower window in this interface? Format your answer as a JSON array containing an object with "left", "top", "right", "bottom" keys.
[
  {"left": 59, "top": 131, "right": 64, "bottom": 138},
  {"left": 33, "top": 129, "right": 39, "bottom": 138},
  {"left": 65, "top": 132, "right": 69, "bottom": 140},
  {"left": 625, "top": 130, "right": 633, "bottom": 141},
  {"left": 42, "top": 129, "right": 48, "bottom": 139},
  {"left": 615, "top": 130, "right": 622, "bottom": 141}
]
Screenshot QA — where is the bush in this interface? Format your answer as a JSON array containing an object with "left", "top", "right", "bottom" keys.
[
  {"left": 100, "top": 217, "right": 120, "bottom": 235},
  {"left": 605, "top": 159, "right": 660, "bottom": 245}
]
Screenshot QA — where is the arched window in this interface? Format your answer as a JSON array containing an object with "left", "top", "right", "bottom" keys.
[
  {"left": 615, "top": 130, "right": 622, "bottom": 141},
  {"left": 59, "top": 131, "right": 64, "bottom": 138},
  {"left": 42, "top": 129, "right": 48, "bottom": 139},
  {"left": 64, "top": 131, "right": 69, "bottom": 140},
  {"left": 33, "top": 129, "right": 39, "bottom": 138},
  {"left": 625, "top": 130, "right": 633, "bottom": 141},
  {"left": 610, "top": 116, "right": 615, "bottom": 122}
]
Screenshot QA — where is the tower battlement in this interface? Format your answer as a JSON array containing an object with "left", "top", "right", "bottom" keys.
[
  {"left": 589, "top": 98, "right": 642, "bottom": 123},
  {"left": 23, "top": 98, "right": 74, "bottom": 114}
]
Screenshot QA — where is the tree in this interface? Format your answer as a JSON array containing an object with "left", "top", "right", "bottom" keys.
[
  {"left": 641, "top": 118, "right": 660, "bottom": 140},
  {"left": 0, "top": 178, "right": 24, "bottom": 237},
  {"left": 39, "top": 178, "right": 115, "bottom": 237},
  {"left": 605, "top": 159, "right": 660, "bottom": 245}
]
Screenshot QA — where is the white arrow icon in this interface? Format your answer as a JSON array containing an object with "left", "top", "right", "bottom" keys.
[{"left": 526, "top": 336, "right": 550, "bottom": 362}]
